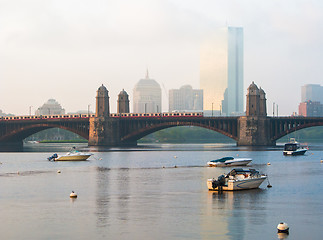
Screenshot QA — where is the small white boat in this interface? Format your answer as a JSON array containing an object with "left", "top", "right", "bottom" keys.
[
  {"left": 283, "top": 138, "right": 307, "bottom": 156},
  {"left": 207, "top": 168, "right": 267, "bottom": 191},
  {"left": 207, "top": 157, "right": 252, "bottom": 167},
  {"left": 48, "top": 148, "right": 92, "bottom": 161}
]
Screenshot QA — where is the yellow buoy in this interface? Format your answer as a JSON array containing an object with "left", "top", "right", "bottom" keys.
[
  {"left": 267, "top": 162, "right": 271, "bottom": 165},
  {"left": 70, "top": 191, "right": 77, "bottom": 198},
  {"left": 320, "top": 160, "right": 323, "bottom": 163}
]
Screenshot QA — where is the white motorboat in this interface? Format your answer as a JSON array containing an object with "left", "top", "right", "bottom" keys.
[
  {"left": 48, "top": 148, "right": 92, "bottom": 161},
  {"left": 207, "top": 168, "right": 267, "bottom": 191},
  {"left": 283, "top": 138, "right": 307, "bottom": 156},
  {"left": 207, "top": 157, "right": 252, "bottom": 167}
]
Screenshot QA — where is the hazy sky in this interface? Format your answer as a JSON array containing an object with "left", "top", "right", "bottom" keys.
[{"left": 1, "top": 0, "right": 322, "bottom": 115}]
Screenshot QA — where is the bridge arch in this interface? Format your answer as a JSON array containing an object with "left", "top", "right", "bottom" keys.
[
  {"left": 121, "top": 121, "right": 238, "bottom": 144},
  {"left": 0, "top": 122, "right": 89, "bottom": 143},
  {"left": 271, "top": 119, "right": 323, "bottom": 141}
]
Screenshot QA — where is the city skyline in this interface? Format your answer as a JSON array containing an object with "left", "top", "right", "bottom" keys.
[{"left": 1, "top": 0, "right": 323, "bottom": 116}]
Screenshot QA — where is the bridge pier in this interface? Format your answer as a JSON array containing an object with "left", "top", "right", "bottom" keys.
[
  {"left": 237, "top": 116, "right": 275, "bottom": 146},
  {"left": 88, "top": 117, "right": 137, "bottom": 147}
]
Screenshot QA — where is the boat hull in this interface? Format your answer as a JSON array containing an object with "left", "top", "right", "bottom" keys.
[
  {"left": 283, "top": 149, "right": 307, "bottom": 156},
  {"left": 207, "top": 176, "right": 267, "bottom": 191},
  {"left": 55, "top": 154, "right": 92, "bottom": 161},
  {"left": 208, "top": 159, "right": 252, "bottom": 167}
]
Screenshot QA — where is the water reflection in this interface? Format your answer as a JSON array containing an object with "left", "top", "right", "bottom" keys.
[
  {"left": 277, "top": 232, "right": 289, "bottom": 239},
  {"left": 205, "top": 189, "right": 268, "bottom": 240},
  {"left": 96, "top": 167, "right": 111, "bottom": 228}
]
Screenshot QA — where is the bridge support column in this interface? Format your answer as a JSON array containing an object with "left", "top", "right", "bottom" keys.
[
  {"left": 89, "top": 117, "right": 119, "bottom": 146},
  {"left": 237, "top": 116, "right": 275, "bottom": 146},
  {"left": 88, "top": 117, "right": 137, "bottom": 147}
]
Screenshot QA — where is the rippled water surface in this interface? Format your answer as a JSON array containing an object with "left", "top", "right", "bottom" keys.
[{"left": 0, "top": 143, "right": 322, "bottom": 240}]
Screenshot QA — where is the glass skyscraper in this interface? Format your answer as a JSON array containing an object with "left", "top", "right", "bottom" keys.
[
  {"left": 200, "top": 26, "right": 244, "bottom": 116},
  {"left": 301, "top": 84, "right": 323, "bottom": 103}
]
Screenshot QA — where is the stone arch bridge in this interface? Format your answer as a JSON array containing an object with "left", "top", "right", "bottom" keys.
[{"left": 0, "top": 114, "right": 322, "bottom": 147}]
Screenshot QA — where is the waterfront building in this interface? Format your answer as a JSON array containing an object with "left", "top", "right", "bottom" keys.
[
  {"left": 299, "top": 100, "right": 323, "bottom": 117},
  {"left": 200, "top": 26, "right": 244, "bottom": 116},
  {"left": 301, "top": 84, "right": 323, "bottom": 103},
  {"left": 35, "top": 99, "right": 65, "bottom": 115},
  {"left": 117, "top": 89, "right": 130, "bottom": 113},
  {"left": 169, "top": 85, "right": 203, "bottom": 112},
  {"left": 133, "top": 71, "right": 162, "bottom": 113}
]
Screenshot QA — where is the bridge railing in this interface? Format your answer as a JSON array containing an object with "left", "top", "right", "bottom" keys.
[
  {"left": 0, "top": 114, "right": 95, "bottom": 121},
  {"left": 1, "top": 112, "right": 204, "bottom": 121}
]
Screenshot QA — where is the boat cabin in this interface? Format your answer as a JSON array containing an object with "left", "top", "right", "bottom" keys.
[{"left": 284, "top": 143, "right": 299, "bottom": 151}]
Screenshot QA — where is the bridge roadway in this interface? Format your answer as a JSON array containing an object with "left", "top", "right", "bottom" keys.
[{"left": 0, "top": 114, "right": 322, "bottom": 147}]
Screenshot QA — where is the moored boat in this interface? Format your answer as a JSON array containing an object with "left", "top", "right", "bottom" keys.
[
  {"left": 48, "top": 147, "right": 92, "bottom": 161},
  {"left": 207, "top": 168, "right": 267, "bottom": 191},
  {"left": 207, "top": 157, "right": 252, "bottom": 167},
  {"left": 283, "top": 138, "right": 307, "bottom": 156}
]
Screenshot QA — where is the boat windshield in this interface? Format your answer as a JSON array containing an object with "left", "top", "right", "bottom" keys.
[
  {"left": 228, "top": 168, "right": 259, "bottom": 176},
  {"left": 210, "top": 157, "right": 234, "bottom": 163},
  {"left": 284, "top": 143, "right": 297, "bottom": 151}
]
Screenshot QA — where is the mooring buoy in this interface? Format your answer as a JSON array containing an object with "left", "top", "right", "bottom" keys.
[
  {"left": 277, "top": 222, "right": 289, "bottom": 234},
  {"left": 57, "top": 170, "right": 61, "bottom": 173},
  {"left": 70, "top": 191, "right": 77, "bottom": 198},
  {"left": 267, "top": 162, "right": 271, "bottom": 166}
]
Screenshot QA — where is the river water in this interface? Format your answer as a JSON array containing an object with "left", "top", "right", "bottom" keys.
[{"left": 0, "top": 143, "right": 322, "bottom": 240}]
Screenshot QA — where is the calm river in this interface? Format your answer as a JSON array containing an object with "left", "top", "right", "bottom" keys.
[{"left": 0, "top": 143, "right": 322, "bottom": 240}]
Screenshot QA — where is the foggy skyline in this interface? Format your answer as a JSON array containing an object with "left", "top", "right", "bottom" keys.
[{"left": 1, "top": 0, "right": 323, "bottom": 116}]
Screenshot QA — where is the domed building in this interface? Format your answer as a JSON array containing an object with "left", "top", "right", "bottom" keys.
[
  {"left": 35, "top": 99, "right": 65, "bottom": 115},
  {"left": 133, "top": 71, "right": 162, "bottom": 113}
]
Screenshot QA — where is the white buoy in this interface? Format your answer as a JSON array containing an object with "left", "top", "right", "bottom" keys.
[
  {"left": 57, "top": 170, "right": 61, "bottom": 173},
  {"left": 70, "top": 191, "right": 77, "bottom": 198},
  {"left": 267, "top": 162, "right": 271, "bottom": 165},
  {"left": 277, "top": 222, "right": 289, "bottom": 233}
]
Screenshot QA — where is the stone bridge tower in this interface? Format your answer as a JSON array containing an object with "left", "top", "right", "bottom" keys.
[
  {"left": 89, "top": 85, "right": 122, "bottom": 146},
  {"left": 117, "top": 89, "right": 130, "bottom": 113},
  {"left": 238, "top": 82, "right": 274, "bottom": 146}
]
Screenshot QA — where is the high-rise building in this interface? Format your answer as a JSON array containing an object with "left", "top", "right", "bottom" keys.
[
  {"left": 35, "top": 99, "right": 65, "bottom": 115},
  {"left": 200, "top": 26, "right": 244, "bottom": 116},
  {"left": 301, "top": 84, "right": 323, "bottom": 103},
  {"left": 169, "top": 85, "right": 203, "bottom": 112},
  {"left": 299, "top": 100, "right": 323, "bottom": 117},
  {"left": 133, "top": 71, "right": 162, "bottom": 113}
]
